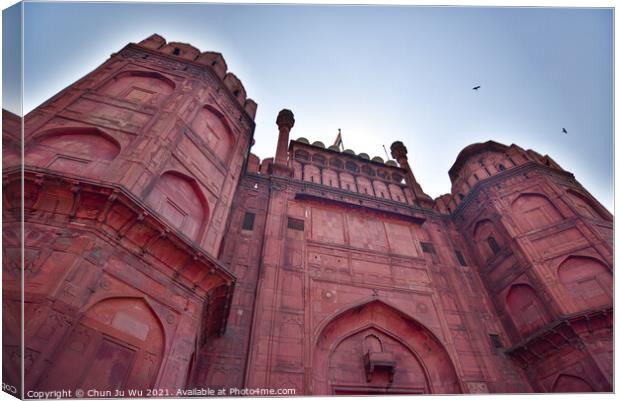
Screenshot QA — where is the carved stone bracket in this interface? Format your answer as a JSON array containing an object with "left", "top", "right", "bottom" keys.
[{"left": 364, "top": 351, "right": 396, "bottom": 384}]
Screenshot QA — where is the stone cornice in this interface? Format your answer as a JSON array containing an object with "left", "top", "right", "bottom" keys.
[
  {"left": 295, "top": 193, "right": 426, "bottom": 225},
  {"left": 291, "top": 179, "right": 430, "bottom": 222},
  {"left": 504, "top": 307, "right": 612, "bottom": 368},
  {"left": 6, "top": 166, "right": 236, "bottom": 291}
]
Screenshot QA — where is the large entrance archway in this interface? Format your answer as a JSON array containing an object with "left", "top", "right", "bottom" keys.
[
  {"left": 38, "top": 297, "right": 165, "bottom": 392},
  {"left": 312, "top": 299, "right": 461, "bottom": 395}
]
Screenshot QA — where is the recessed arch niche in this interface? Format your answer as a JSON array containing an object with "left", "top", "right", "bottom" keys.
[
  {"left": 472, "top": 219, "right": 501, "bottom": 261},
  {"left": 505, "top": 283, "right": 548, "bottom": 337},
  {"left": 557, "top": 256, "right": 612, "bottom": 310},
  {"left": 312, "top": 299, "right": 461, "bottom": 395},
  {"left": 100, "top": 70, "right": 175, "bottom": 106},
  {"left": 551, "top": 374, "right": 594, "bottom": 393},
  {"left": 25, "top": 127, "right": 121, "bottom": 178},
  {"left": 146, "top": 171, "right": 209, "bottom": 240},
  {"left": 511, "top": 193, "right": 562, "bottom": 232},
  {"left": 567, "top": 189, "right": 605, "bottom": 220},
  {"left": 191, "top": 106, "right": 235, "bottom": 165},
  {"left": 38, "top": 297, "right": 164, "bottom": 392}
]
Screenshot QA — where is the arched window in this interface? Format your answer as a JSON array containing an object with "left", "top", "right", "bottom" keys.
[
  {"left": 345, "top": 161, "right": 359, "bottom": 174},
  {"left": 146, "top": 171, "right": 209, "bottom": 240},
  {"left": 100, "top": 71, "right": 175, "bottom": 106},
  {"left": 361, "top": 165, "right": 376, "bottom": 177},
  {"left": 191, "top": 106, "right": 235, "bottom": 164},
  {"left": 473, "top": 219, "right": 503, "bottom": 261},
  {"left": 312, "top": 154, "right": 326, "bottom": 165},
  {"left": 511, "top": 193, "right": 562, "bottom": 232},
  {"left": 377, "top": 169, "right": 389, "bottom": 180},
  {"left": 330, "top": 158, "right": 344, "bottom": 169},
  {"left": 392, "top": 173, "right": 405, "bottom": 183},
  {"left": 294, "top": 150, "right": 310, "bottom": 161},
  {"left": 487, "top": 236, "right": 500, "bottom": 254}
]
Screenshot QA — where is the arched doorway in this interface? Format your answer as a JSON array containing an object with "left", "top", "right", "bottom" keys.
[
  {"left": 38, "top": 298, "right": 164, "bottom": 392},
  {"left": 312, "top": 299, "right": 461, "bottom": 395}
]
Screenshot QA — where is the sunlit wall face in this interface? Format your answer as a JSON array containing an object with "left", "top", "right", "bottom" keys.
[{"left": 21, "top": 3, "right": 613, "bottom": 211}]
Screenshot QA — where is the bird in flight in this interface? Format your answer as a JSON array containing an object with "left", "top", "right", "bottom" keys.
[
  {"left": 562, "top": 128, "right": 568, "bottom": 134},
  {"left": 472, "top": 85, "right": 481, "bottom": 91}
]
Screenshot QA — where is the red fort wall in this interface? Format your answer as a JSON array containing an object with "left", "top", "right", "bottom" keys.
[{"left": 2, "top": 34, "right": 612, "bottom": 395}]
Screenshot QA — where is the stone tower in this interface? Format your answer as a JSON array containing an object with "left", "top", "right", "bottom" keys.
[
  {"left": 4, "top": 34, "right": 257, "bottom": 393},
  {"left": 444, "top": 141, "right": 613, "bottom": 392}
]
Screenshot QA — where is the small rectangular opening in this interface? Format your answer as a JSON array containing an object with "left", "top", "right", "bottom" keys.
[
  {"left": 421, "top": 242, "right": 435, "bottom": 254},
  {"left": 455, "top": 250, "right": 467, "bottom": 266},
  {"left": 287, "top": 217, "right": 304, "bottom": 231},
  {"left": 242, "top": 212, "right": 255, "bottom": 231},
  {"left": 487, "top": 236, "right": 500, "bottom": 254},
  {"left": 489, "top": 334, "right": 503, "bottom": 348}
]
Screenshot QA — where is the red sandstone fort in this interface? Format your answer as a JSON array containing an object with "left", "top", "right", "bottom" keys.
[{"left": 2, "top": 34, "right": 613, "bottom": 395}]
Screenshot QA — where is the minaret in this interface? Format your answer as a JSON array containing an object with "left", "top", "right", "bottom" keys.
[
  {"left": 272, "top": 108, "right": 295, "bottom": 176},
  {"left": 390, "top": 141, "right": 433, "bottom": 207}
]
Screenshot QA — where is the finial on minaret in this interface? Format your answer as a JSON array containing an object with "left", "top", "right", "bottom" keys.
[
  {"left": 390, "top": 141, "right": 408, "bottom": 163},
  {"left": 276, "top": 109, "right": 295, "bottom": 131},
  {"left": 274, "top": 108, "right": 295, "bottom": 170},
  {"left": 389, "top": 140, "right": 433, "bottom": 207}
]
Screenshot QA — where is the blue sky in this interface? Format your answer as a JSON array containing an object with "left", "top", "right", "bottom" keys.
[{"left": 12, "top": 2, "right": 614, "bottom": 210}]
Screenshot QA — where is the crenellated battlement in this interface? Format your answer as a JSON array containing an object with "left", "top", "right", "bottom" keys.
[
  {"left": 434, "top": 140, "right": 567, "bottom": 214},
  {"left": 137, "top": 34, "right": 257, "bottom": 119}
]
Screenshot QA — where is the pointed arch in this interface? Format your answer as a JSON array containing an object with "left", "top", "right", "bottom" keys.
[
  {"left": 551, "top": 374, "right": 594, "bottom": 393},
  {"left": 312, "top": 299, "right": 461, "bottom": 395},
  {"left": 39, "top": 297, "right": 165, "bottom": 392},
  {"left": 146, "top": 170, "right": 209, "bottom": 241},
  {"left": 191, "top": 105, "right": 236, "bottom": 165},
  {"left": 505, "top": 283, "right": 548, "bottom": 336},
  {"left": 472, "top": 219, "right": 501, "bottom": 261},
  {"left": 557, "top": 255, "right": 612, "bottom": 310},
  {"left": 511, "top": 193, "right": 562, "bottom": 232},
  {"left": 26, "top": 127, "right": 121, "bottom": 178},
  {"left": 100, "top": 70, "right": 175, "bottom": 106},
  {"left": 567, "top": 189, "right": 607, "bottom": 220}
]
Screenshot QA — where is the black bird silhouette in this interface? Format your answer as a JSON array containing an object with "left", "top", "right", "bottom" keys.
[
  {"left": 472, "top": 85, "right": 481, "bottom": 91},
  {"left": 562, "top": 128, "right": 568, "bottom": 134}
]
